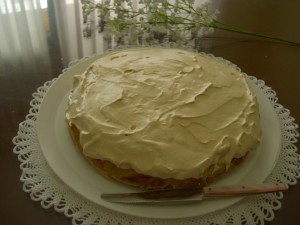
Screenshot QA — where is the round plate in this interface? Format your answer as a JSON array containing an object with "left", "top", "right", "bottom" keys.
[{"left": 37, "top": 54, "right": 281, "bottom": 219}]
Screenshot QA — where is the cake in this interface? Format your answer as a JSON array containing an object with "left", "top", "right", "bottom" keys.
[{"left": 65, "top": 47, "right": 262, "bottom": 190}]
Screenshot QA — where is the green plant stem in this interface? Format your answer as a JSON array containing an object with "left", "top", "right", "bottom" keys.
[{"left": 212, "top": 20, "right": 300, "bottom": 46}]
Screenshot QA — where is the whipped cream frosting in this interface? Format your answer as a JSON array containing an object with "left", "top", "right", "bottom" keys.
[{"left": 66, "top": 48, "right": 262, "bottom": 180}]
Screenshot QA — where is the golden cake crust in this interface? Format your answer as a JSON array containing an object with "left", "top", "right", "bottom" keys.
[{"left": 69, "top": 124, "right": 245, "bottom": 189}]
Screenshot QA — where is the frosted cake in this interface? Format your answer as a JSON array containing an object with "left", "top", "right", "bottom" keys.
[{"left": 65, "top": 47, "right": 262, "bottom": 189}]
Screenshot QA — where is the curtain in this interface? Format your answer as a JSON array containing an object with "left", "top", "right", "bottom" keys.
[
  {"left": 53, "top": 0, "right": 107, "bottom": 67},
  {"left": 0, "top": 0, "right": 50, "bottom": 74}
]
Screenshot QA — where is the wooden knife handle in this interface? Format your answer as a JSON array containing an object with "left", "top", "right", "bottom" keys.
[{"left": 202, "top": 183, "right": 288, "bottom": 197}]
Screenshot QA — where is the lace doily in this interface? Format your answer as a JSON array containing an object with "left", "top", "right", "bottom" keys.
[{"left": 13, "top": 47, "right": 299, "bottom": 225}]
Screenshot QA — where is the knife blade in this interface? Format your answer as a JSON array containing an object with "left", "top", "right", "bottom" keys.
[{"left": 101, "top": 183, "right": 288, "bottom": 204}]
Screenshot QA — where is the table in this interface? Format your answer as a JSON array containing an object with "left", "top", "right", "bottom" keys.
[{"left": 1, "top": 0, "right": 299, "bottom": 224}]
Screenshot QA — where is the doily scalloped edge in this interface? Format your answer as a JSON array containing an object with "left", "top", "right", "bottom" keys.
[{"left": 12, "top": 46, "right": 299, "bottom": 225}]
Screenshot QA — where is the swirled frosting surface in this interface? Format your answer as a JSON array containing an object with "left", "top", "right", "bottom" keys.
[{"left": 66, "top": 48, "right": 261, "bottom": 180}]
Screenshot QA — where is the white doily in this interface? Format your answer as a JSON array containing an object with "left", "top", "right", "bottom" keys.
[{"left": 13, "top": 47, "right": 300, "bottom": 225}]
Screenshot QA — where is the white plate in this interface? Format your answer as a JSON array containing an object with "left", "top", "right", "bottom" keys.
[{"left": 37, "top": 54, "right": 282, "bottom": 219}]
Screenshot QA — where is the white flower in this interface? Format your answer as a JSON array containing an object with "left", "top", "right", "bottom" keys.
[{"left": 81, "top": 0, "right": 216, "bottom": 46}]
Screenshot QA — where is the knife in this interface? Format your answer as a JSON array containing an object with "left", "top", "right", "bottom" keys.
[{"left": 101, "top": 183, "right": 288, "bottom": 204}]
